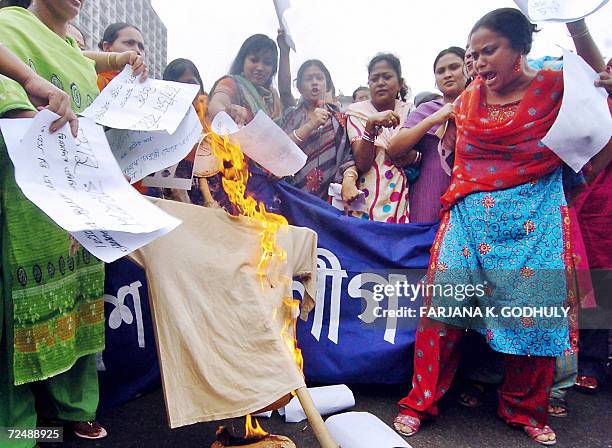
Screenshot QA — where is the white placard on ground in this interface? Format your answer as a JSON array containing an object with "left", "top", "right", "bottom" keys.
[
  {"left": 106, "top": 106, "right": 202, "bottom": 183},
  {"left": 325, "top": 412, "right": 412, "bottom": 448},
  {"left": 211, "top": 110, "right": 306, "bottom": 177},
  {"left": 80, "top": 65, "right": 199, "bottom": 134},
  {"left": 0, "top": 110, "right": 180, "bottom": 262},
  {"left": 284, "top": 385, "right": 355, "bottom": 423},
  {"left": 542, "top": 49, "right": 612, "bottom": 172}
]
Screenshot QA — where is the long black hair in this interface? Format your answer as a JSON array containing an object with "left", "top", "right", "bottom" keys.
[
  {"left": 229, "top": 34, "right": 278, "bottom": 88},
  {"left": 470, "top": 8, "right": 538, "bottom": 55},
  {"left": 98, "top": 22, "right": 142, "bottom": 50},
  {"left": 163, "top": 58, "right": 204, "bottom": 94},
  {"left": 367, "top": 53, "right": 408, "bottom": 101}
]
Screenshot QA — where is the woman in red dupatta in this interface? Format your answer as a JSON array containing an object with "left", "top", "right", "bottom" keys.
[{"left": 394, "top": 9, "right": 612, "bottom": 446}]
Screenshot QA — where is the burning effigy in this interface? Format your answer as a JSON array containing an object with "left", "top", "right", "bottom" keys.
[
  {"left": 129, "top": 197, "right": 315, "bottom": 424},
  {"left": 128, "top": 121, "right": 338, "bottom": 447}
]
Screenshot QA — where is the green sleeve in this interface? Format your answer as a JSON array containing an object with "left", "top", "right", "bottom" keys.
[
  {"left": 0, "top": 9, "right": 37, "bottom": 117},
  {"left": 0, "top": 74, "right": 36, "bottom": 117}
]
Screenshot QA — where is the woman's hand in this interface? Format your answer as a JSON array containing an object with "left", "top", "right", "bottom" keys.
[
  {"left": 276, "top": 28, "right": 290, "bottom": 54},
  {"left": 367, "top": 110, "right": 400, "bottom": 131},
  {"left": 0, "top": 44, "right": 76, "bottom": 134},
  {"left": 307, "top": 108, "right": 330, "bottom": 131},
  {"left": 115, "top": 51, "right": 148, "bottom": 81},
  {"left": 227, "top": 103, "right": 249, "bottom": 126},
  {"left": 341, "top": 174, "right": 361, "bottom": 213},
  {"left": 342, "top": 181, "right": 361, "bottom": 203},
  {"left": 595, "top": 71, "right": 612, "bottom": 95},
  {"left": 428, "top": 102, "right": 454, "bottom": 126},
  {"left": 21, "top": 73, "right": 78, "bottom": 136}
]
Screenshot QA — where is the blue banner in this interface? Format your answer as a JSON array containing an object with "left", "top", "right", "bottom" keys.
[
  {"left": 268, "top": 178, "right": 438, "bottom": 383},
  {"left": 99, "top": 177, "right": 438, "bottom": 406},
  {"left": 99, "top": 258, "right": 160, "bottom": 410}
]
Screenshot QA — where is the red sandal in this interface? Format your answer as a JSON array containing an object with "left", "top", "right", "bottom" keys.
[
  {"left": 574, "top": 375, "right": 599, "bottom": 394},
  {"left": 393, "top": 414, "right": 421, "bottom": 437},
  {"left": 524, "top": 425, "right": 556, "bottom": 446}
]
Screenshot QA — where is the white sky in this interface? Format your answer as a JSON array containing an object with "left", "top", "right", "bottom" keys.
[{"left": 150, "top": 0, "right": 612, "bottom": 98}]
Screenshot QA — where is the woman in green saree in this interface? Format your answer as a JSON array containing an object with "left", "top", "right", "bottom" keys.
[{"left": 0, "top": 1, "right": 107, "bottom": 444}]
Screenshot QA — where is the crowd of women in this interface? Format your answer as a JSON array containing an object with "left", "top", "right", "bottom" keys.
[{"left": 0, "top": 1, "right": 611, "bottom": 447}]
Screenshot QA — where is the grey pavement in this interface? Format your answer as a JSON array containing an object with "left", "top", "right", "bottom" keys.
[{"left": 49, "top": 382, "right": 611, "bottom": 448}]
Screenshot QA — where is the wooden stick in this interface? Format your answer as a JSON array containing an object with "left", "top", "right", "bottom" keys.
[
  {"left": 295, "top": 387, "right": 339, "bottom": 448},
  {"left": 198, "top": 177, "right": 216, "bottom": 205}
]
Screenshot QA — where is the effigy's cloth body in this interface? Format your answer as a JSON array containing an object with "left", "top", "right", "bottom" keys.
[{"left": 129, "top": 199, "right": 317, "bottom": 428}]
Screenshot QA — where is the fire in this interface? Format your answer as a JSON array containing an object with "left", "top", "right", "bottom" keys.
[
  {"left": 208, "top": 125, "right": 304, "bottom": 403},
  {"left": 282, "top": 298, "right": 304, "bottom": 372},
  {"left": 207, "top": 131, "right": 288, "bottom": 284},
  {"left": 245, "top": 414, "right": 269, "bottom": 439}
]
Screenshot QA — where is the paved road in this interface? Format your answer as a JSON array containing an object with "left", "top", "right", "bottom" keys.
[{"left": 49, "top": 383, "right": 611, "bottom": 448}]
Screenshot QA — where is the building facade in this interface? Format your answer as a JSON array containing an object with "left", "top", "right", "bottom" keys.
[{"left": 73, "top": 0, "right": 167, "bottom": 78}]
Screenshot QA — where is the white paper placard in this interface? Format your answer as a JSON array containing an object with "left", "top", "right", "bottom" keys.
[
  {"left": 513, "top": 0, "right": 609, "bottom": 22},
  {"left": 70, "top": 227, "right": 174, "bottom": 263},
  {"left": 272, "top": 0, "right": 296, "bottom": 51},
  {"left": 541, "top": 49, "right": 612, "bottom": 172},
  {"left": 80, "top": 65, "right": 199, "bottom": 134},
  {"left": 106, "top": 106, "right": 202, "bottom": 183},
  {"left": 0, "top": 110, "right": 181, "bottom": 262},
  {"left": 325, "top": 412, "right": 412, "bottom": 448},
  {"left": 211, "top": 110, "right": 306, "bottom": 177},
  {"left": 211, "top": 111, "right": 239, "bottom": 135},
  {"left": 284, "top": 385, "right": 355, "bottom": 423}
]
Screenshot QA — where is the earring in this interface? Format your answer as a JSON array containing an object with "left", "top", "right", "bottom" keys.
[{"left": 514, "top": 57, "right": 521, "bottom": 72}]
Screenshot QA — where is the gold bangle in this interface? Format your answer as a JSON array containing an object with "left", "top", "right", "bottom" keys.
[
  {"left": 109, "top": 52, "right": 119, "bottom": 70},
  {"left": 344, "top": 168, "right": 358, "bottom": 178},
  {"left": 106, "top": 52, "right": 112, "bottom": 69}
]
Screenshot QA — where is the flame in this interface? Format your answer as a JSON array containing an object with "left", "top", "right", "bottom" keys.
[
  {"left": 282, "top": 298, "right": 304, "bottom": 372},
  {"left": 208, "top": 131, "right": 288, "bottom": 284},
  {"left": 245, "top": 414, "right": 269, "bottom": 439},
  {"left": 208, "top": 125, "right": 303, "bottom": 386}
]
